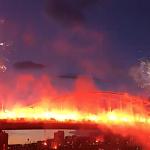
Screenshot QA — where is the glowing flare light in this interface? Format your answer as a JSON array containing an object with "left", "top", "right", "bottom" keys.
[
  {"left": 0, "top": 91, "right": 150, "bottom": 149},
  {"left": 0, "top": 92, "right": 149, "bottom": 127},
  {"left": 0, "top": 106, "right": 149, "bottom": 126}
]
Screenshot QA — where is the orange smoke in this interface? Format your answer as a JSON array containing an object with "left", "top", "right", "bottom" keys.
[{"left": 0, "top": 74, "right": 150, "bottom": 149}]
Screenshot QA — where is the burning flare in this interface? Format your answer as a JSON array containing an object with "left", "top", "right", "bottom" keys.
[
  {"left": 0, "top": 100, "right": 149, "bottom": 125},
  {"left": 0, "top": 75, "right": 150, "bottom": 149}
]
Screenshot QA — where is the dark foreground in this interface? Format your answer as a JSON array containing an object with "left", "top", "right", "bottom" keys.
[{"left": 8, "top": 132, "right": 143, "bottom": 150}]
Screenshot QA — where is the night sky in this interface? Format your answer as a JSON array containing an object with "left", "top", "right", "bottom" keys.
[{"left": 0, "top": 0, "right": 150, "bottom": 144}]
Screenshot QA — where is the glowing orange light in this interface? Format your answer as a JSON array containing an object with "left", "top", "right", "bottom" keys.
[
  {"left": 43, "top": 141, "right": 47, "bottom": 146},
  {"left": 96, "top": 136, "right": 104, "bottom": 143},
  {"left": 0, "top": 92, "right": 149, "bottom": 127},
  {"left": 53, "top": 145, "right": 57, "bottom": 149},
  {"left": 0, "top": 89, "right": 150, "bottom": 149}
]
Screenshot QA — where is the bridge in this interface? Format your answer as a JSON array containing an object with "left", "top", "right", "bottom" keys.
[{"left": 0, "top": 120, "right": 100, "bottom": 130}]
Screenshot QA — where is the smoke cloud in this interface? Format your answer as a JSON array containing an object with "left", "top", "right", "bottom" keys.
[
  {"left": 130, "top": 58, "right": 150, "bottom": 88},
  {"left": 13, "top": 61, "right": 45, "bottom": 70},
  {"left": 45, "top": 0, "right": 102, "bottom": 25},
  {"left": 0, "top": 73, "right": 149, "bottom": 149},
  {"left": 0, "top": 74, "right": 150, "bottom": 149},
  {"left": 58, "top": 74, "right": 78, "bottom": 79}
]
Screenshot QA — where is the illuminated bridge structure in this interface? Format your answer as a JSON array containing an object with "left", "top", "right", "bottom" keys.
[{"left": 0, "top": 91, "right": 149, "bottom": 130}]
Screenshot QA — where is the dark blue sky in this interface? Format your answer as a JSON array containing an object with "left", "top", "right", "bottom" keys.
[{"left": 0, "top": 0, "right": 150, "bottom": 94}]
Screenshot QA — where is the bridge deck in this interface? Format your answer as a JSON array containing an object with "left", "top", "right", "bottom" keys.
[{"left": 0, "top": 120, "right": 100, "bottom": 130}]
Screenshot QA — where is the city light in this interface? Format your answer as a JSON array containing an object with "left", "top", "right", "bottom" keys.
[{"left": 43, "top": 141, "right": 47, "bottom": 146}]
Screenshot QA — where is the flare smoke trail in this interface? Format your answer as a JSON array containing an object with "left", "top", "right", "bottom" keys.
[
  {"left": 130, "top": 57, "right": 150, "bottom": 88},
  {"left": 0, "top": 74, "right": 149, "bottom": 149}
]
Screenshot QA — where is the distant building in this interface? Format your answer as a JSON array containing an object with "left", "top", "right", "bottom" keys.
[
  {"left": 0, "top": 131, "right": 8, "bottom": 150},
  {"left": 8, "top": 130, "right": 143, "bottom": 150},
  {"left": 54, "top": 131, "right": 64, "bottom": 146}
]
